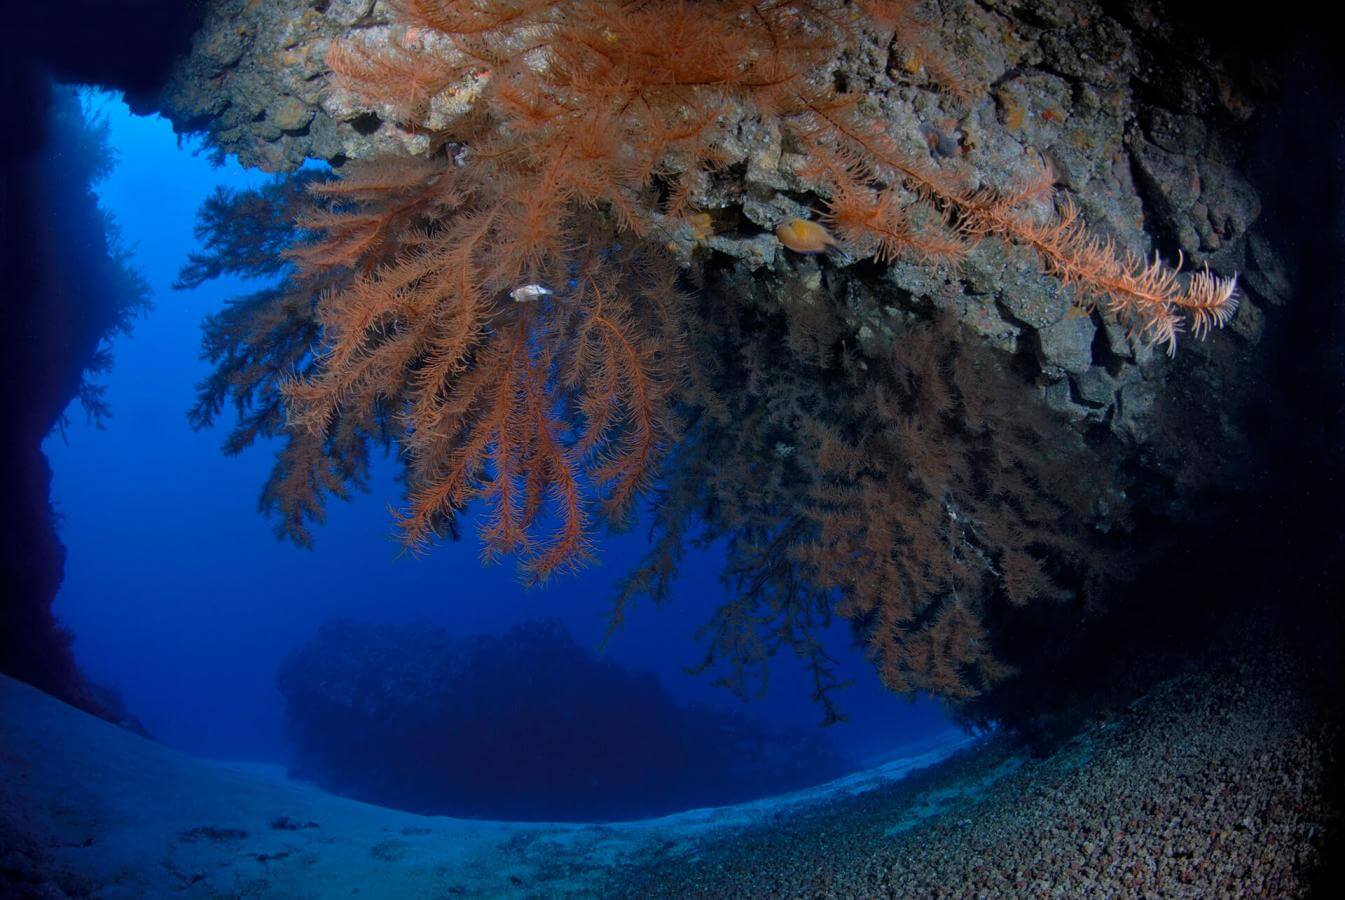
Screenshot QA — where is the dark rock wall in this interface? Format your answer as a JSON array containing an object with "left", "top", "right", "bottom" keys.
[
  {"left": 962, "top": 21, "right": 1345, "bottom": 739},
  {"left": 0, "top": 2, "right": 199, "bottom": 710}
]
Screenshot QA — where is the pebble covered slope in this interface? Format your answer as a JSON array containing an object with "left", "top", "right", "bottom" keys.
[{"left": 612, "top": 639, "right": 1340, "bottom": 897}]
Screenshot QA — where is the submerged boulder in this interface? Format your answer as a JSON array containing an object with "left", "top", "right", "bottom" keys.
[{"left": 277, "top": 619, "right": 850, "bottom": 821}]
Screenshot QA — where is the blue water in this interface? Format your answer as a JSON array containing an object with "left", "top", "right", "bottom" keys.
[{"left": 42, "top": 92, "right": 952, "bottom": 787}]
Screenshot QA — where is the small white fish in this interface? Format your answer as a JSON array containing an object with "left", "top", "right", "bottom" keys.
[{"left": 509, "top": 284, "right": 553, "bottom": 303}]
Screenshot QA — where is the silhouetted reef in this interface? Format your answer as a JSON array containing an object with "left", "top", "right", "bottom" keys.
[
  {"left": 278, "top": 619, "right": 852, "bottom": 821},
  {"left": 0, "top": 86, "right": 150, "bottom": 718},
  {"left": 0, "top": 0, "right": 196, "bottom": 719}
]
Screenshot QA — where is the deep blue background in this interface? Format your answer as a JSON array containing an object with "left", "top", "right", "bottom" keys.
[{"left": 44, "top": 93, "right": 953, "bottom": 776}]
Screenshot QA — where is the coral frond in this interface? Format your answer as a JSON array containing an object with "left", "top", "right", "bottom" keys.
[{"left": 187, "top": 0, "right": 1217, "bottom": 711}]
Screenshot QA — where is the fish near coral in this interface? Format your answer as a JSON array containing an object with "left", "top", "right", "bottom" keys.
[
  {"left": 776, "top": 218, "right": 853, "bottom": 264},
  {"left": 509, "top": 283, "right": 553, "bottom": 303},
  {"left": 688, "top": 212, "right": 714, "bottom": 243},
  {"left": 776, "top": 218, "right": 837, "bottom": 254}
]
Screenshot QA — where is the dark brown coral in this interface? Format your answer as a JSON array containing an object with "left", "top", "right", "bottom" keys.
[{"left": 616, "top": 271, "right": 1128, "bottom": 706}]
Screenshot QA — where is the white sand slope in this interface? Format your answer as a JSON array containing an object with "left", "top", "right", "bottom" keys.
[{"left": 0, "top": 675, "right": 968, "bottom": 897}]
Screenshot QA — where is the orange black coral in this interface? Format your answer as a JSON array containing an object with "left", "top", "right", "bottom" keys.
[
  {"left": 284, "top": 0, "right": 1234, "bottom": 572},
  {"left": 185, "top": 0, "right": 1235, "bottom": 703}
]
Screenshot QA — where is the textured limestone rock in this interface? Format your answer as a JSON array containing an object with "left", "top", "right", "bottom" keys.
[
  {"left": 159, "top": 0, "right": 397, "bottom": 171},
  {"left": 154, "top": 0, "right": 1284, "bottom": 442},
  {"left": 1073, "top": 367, "right": 1120, "bottom": 408},
  {"left": 1037, "top": 314, "right": 1097, "bottom": 377},
  {"left": 1116, "top": 379, "right": 1159, "bottom": 442}
]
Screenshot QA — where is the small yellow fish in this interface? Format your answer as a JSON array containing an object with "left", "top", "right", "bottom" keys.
[
  {"left": 775, "top": 218, "right": 837, "bottom": 254},
  {"left": 688, "top": 212, "right": 714, "bottom": 243}
]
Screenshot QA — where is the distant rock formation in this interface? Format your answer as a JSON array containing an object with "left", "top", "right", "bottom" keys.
[{"left": 277, "top": 619, "right": 851, "bottom": 821}]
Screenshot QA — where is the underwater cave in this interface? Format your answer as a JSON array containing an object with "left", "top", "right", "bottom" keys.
[{"left": 2, "top": 0, "right": 1342, "bottom": 896}]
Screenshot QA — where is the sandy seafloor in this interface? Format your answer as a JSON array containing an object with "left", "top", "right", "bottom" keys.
[
  {"left": 0, "top": 675, "right": 967, "bottom": 898},
  {"left": 1, "top": 639, "right": 1338, "bottom": 898}
]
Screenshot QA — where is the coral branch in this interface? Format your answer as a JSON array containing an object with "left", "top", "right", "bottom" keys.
[
  {"left": 186, "top": 0, "right": 1233, "bottom": 706},
  {"left": 794, "top": 104, "right": 1239, "bottom": 353}
]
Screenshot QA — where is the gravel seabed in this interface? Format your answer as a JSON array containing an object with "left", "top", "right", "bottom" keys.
[
  {"left": 613, "top": 641, "right": 1341, "bottom": 898},
  {"left": 1, "top": 635, "right": 1337, "bottom": 897}
]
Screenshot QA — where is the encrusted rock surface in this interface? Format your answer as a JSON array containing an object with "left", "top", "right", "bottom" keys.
[
  {"left": 160, "top": 0, "right": 387, "bottom": 171},
  {"left": 155, "top": 0, "right": 1282, "bottom": 441}
]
